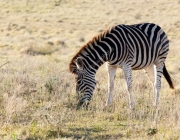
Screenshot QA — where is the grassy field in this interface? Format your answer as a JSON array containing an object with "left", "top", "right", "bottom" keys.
[{"left": 0, "top": 0, "right": 180, "bottom": 139}]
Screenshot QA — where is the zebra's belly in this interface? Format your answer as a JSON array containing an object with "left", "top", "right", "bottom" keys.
[
  {"left": 108, "top": 59, "right": 154, "bottom": 70},
  {"left": 131, "top": 57, "right": 156, "bottom": 70},
  {"left": 108, "top": 54, "right": 158, "bottom": 70},
  {"left": 131, "top": 65, "right": 150, "bottom": 70}
]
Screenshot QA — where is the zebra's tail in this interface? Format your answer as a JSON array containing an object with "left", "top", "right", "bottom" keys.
[{"left": 163, "top": 65, "right": 175, "bottom": 89}]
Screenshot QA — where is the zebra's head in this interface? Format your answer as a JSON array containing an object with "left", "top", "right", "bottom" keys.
[{"left": 73, "top": 57, "right": 96, "bottom": 109}]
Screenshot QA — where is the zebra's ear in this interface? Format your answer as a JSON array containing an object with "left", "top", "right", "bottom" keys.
[{"left": 75, "top": 57, "right": 83, "bottom": 70}]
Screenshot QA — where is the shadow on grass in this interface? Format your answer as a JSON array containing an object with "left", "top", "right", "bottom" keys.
[{"left": 63, "top": 127, "right": 124, "bottom": 140}]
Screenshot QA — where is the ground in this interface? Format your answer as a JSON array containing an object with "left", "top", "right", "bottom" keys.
[{"left": 0, "top": 0, "right": 180, "bottom": 139}]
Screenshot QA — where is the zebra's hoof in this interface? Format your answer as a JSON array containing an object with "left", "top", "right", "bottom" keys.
[{"left": 129, "top": 102, "right": 135, "bottom": 110}]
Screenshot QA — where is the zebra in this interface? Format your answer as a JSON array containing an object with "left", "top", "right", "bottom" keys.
[{"left": 69, "top": 23, "right": 174, "bottom": 109}]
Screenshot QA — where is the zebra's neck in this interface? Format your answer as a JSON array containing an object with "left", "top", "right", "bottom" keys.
[
  {"left": 69, "top": 27, "right": 117, "bottom": 74},
  {"left": 78, "top": 44, "right": 107, "bottom": 74}
]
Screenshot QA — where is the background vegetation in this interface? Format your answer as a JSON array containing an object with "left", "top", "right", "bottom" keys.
[{"left": 0, "top": 0, "right": 180, "bottom": 139}]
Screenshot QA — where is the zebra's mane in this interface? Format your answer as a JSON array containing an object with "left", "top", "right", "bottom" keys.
[{"left": 69, "top": 27, "right": 113, "bottom": 74}]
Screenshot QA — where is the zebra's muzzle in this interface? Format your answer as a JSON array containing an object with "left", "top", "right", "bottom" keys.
[{"left": 76, "top": 100, "right": 89, "bottom": 110}]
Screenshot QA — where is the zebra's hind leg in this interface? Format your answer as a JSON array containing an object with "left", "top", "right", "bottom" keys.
[
  {"left": 123, "top": 64, "right": 135, "bottom": 110},
  {"left": 144, "top": 64, "right": 157, "bottom": 107},
  {"left": 154, "top": 62, "right": 164, "bottom": 108},
  {"left": 106, "top": 64, "right": 117, "bottom": 107},
  {"left": 145, "top": 63, "right": 163, "bottom": 108},
  {"left": 145, "top": 63, "right": 164, "bottom": 127}
]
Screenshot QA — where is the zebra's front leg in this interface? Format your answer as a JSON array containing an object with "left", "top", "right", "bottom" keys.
[
  {"left": 106, "top": 64, "right": 117, "bottom": 106},
  {"left": 123, "top": 64, "right": 135, "bottom": 109}
]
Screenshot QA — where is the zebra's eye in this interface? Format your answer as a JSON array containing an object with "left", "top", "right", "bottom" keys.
[{"left": 77, "top": 80, "right": 81, "bottom": 84}]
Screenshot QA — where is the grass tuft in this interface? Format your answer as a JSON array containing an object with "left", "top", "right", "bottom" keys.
[{"left": 147, "top": 128, "right": 158, "bottom": 136}]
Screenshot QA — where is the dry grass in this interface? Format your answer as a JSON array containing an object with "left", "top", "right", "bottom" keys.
[{"left": 0, "top": 0, "right": 180, "bottom": 139}]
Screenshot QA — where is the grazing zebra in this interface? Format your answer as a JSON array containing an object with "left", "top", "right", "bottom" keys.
[{"left": 69, "top": 23, "right": 174, "bottom": 109}]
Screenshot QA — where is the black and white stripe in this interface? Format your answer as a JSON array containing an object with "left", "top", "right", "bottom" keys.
[{"left": 69, "top": 23, "right": 174, "bottom": 109}]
